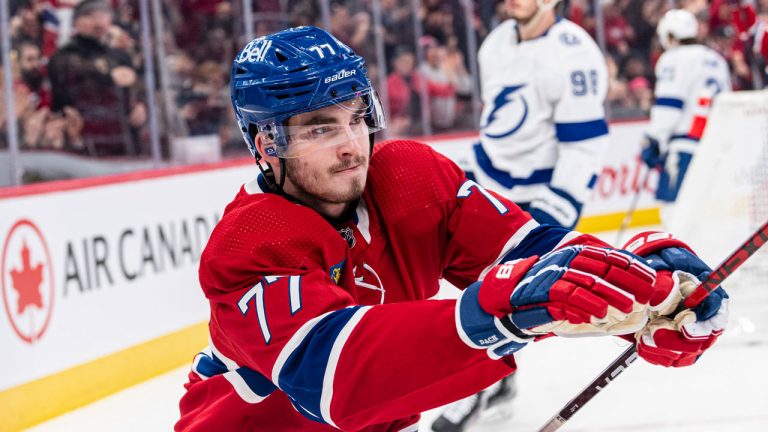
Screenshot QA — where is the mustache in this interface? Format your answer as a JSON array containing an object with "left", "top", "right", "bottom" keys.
[{"left": 329, "top": 155, "right": 367, "bottom": 173}]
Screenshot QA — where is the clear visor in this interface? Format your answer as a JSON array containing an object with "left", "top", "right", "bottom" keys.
[{"left": 260, "top": 89, "right": 386, "bottom": 158}]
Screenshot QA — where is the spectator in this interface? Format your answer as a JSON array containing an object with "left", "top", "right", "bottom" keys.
[
  {"left": 386, "top": 47, "right": 420, "bottom": 136},
  {"left": 48, "top": 0, "right": 146, "bottom": 157},
  {"left": 606, "top": 53, "right": 632, "bottom": 113},
  {"left": 380, "top": 0, "right": 414, "bottom": 69},
  {"left": 9, "top": 0, "right": 59, "bottom": 59},
  {"left": 623, "top": 0, "right": 665, "bottom": 59},
  {"left": 628, "top": 76, "right": 652, "bottom": 113},
  {"left": 15, "top": 39, "right": 50, "bottom": 111},
  {"left": 418, "top": 37, "right": 467, "bottom": 131},
  {"left": 177, "top": 61, "right": 227, "bottom": 136},
  {"left": 621, "top": 54, "right": 651, "bottom": 81},
  {"left": 2, "top": 42, "right": 82, "bottom": 151},
  {"left": 603, "top": 0, "right": 635, "bottom": 59}
]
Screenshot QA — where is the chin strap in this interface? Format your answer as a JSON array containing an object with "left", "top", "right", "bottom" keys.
[{"left": 254, "top": 152, "right": 285, "bottom": 194}]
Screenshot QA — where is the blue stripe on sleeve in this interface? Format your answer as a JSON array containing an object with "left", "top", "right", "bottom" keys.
[
  {"left": 277, "top": 306, "right": 362, "bottom": 424},
  {"left": 654, "top": 97, "right": 684, "bottom": 109},
  {"left": 194, "top": 352, "right": 228, "bottom": 377},
  {"left": 554, "top": 119, "right": 608, "bottom": 142},
  {"left": 473, "top": 143, "right": 554, "bottom": 189},
  {"left": 236, "top": 367, "right": 278, "bottom": 397},
  {"left": 499, "top": 225, "right": 571, "bottom": 261}
]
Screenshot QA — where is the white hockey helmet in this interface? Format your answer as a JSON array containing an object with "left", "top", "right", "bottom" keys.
[{"left": 657, "top": 9, "right": 698, "bottom": 49}]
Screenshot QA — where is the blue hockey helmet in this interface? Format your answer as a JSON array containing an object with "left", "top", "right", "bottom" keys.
[{"left": 231, "top": 26, "right": 386, "bottom": 158}]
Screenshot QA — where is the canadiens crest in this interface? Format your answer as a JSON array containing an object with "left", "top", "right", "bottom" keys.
[{"left": 329, "top": 260, "right": 345, "bottom": 285}]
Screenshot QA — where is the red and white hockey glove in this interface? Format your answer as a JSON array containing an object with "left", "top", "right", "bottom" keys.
[
  {"left": 456, "top": 245, "right": 657, "bottom": 358},
  {"left": 624, "top": 232, "right": 730, "bottom": 367}
]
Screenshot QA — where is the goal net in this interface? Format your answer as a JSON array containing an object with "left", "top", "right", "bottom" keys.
[{"left": 668, "top": 90, "right": 768, "bottom": 345}]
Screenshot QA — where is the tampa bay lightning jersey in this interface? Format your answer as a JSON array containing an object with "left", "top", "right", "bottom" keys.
[
  {"left": 472, "top": 18, "right": 609, "bottom": 228},
  {"left": 646, "top": 44, "right": 731, "bottom": 152}
]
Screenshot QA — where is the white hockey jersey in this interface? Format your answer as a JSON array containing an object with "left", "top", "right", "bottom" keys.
[
  {"left": 646, "top": 44, "right": 731, "bottom": 154},
  {"left": 470, "top": 18, "right": 609, "bottom": 228}
]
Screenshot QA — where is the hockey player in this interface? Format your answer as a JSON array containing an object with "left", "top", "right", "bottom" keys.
[
  {"left": 175, "top": 26, "right": 729, "bottom": 432},
  {"left": 438, "top": 1, "right": 611, "bottom": 428},
  {"left": 463, "top": 0, "right": 609, "bottom": 231},
  {"left": 641, "top": 9, "right": 731, "bottom": 215}
]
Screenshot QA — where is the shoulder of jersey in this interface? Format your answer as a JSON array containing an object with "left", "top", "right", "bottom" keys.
[
  {"left": 658, "top": 45, "right": 701, "bottom": 66},
  {"left": 480, "top": 19, "right": 518, "bottom": 55},
  {"left": 549, "top": 19, "right": 601, "bottom": 55},
  {"left": 213, "top": 188, "right": 340, "bottom": 248},
  {"left": 368, "top": 139, "right": 462, "bottom": 220}
]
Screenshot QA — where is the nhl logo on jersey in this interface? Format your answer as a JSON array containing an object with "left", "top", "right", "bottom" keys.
[{"left": 339, "top": 227, "right": 356, "bottom": 248}]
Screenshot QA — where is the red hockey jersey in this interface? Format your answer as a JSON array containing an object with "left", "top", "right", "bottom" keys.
[{"left": 176, "top": 140, "right": 595, "bottom": 431}]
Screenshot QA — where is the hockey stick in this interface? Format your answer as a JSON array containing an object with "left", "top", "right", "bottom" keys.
[
  {"left": 614, "top": 167, "right": 652, "bottom": 246},
  {"left": 538, "top": 218, "right": 768, "bottom": 432}
]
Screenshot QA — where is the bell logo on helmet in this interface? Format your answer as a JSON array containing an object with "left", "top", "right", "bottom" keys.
[
  {"left": 324, "top": 69, "right": 356, "bottom": 84},
  {"left": 236, "top": 39, "right": 272, "bottom": 64}
]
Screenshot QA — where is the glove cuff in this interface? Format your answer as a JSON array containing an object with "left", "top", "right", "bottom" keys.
[{"left": 622, "top": 231, "right": 695, "bottom": 257}]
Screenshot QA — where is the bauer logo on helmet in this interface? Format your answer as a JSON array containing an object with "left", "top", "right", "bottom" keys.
[{"left": 324, "top": 69, "right": 356, "bottom": 84}]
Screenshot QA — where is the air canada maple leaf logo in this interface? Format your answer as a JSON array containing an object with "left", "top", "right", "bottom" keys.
[
  {"left": 1, "top": 219, "right": 55, "bottom": 344},
  {"left": 10, "top": 242, "right": 44, "bottom": 313}
]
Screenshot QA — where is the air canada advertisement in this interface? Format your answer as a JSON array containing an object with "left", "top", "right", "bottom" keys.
[{"left": 0, "top": 166, "right": 252, "bottom": 390}]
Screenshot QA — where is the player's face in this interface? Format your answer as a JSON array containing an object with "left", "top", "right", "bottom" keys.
[
  {"left": 505, "top": 0, "right": 539, "bottom": 22},
  {"left": 280, "top": 99, "right": 370, "bottom": 215}
]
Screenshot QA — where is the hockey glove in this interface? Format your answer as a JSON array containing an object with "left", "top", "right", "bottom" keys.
[
  {"left": 640, "top": 135, "right": 664, "bottom": 168},
  {"left": 456, "top": 245, "right": 657, "bottom": 359},
  {"left": 624, "top": 232, "right": 730, "bottom": 367}
]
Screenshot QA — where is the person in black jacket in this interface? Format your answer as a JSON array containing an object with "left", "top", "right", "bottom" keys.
[{"left": 48, "top": 0, "right": 146, "bottom": 157}]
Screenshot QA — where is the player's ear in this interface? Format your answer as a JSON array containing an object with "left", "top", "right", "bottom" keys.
[{"left": 253, "top": 129, "right": 280, "bottom": 166}]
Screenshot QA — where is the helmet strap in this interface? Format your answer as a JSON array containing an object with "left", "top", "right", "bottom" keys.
[{"left": 253, "top": 151, "right": 284, "bottom": 194}]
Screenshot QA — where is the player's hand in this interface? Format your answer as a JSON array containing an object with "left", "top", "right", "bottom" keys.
[
  {"left": 624, "top": 232, "right": 730, "bottom": 367},
  {"left": 640, "top": 135, "right": 663, "bottom": 168},
  {"left": 455, "top": 245, "right": 658, "bottom": 359}
]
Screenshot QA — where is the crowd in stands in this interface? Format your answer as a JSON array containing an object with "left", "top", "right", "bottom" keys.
[{"left": 2, "top": 0, "right": 767, "bottom": 159}]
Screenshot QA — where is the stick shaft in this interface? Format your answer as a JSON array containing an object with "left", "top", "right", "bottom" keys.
[{"left": 684, "top": 219, "right": 768, "bottom": 308}]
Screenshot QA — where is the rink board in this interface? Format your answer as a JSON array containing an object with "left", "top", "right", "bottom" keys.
[{"left": 0, "top": 121, "right": 655, "bottom": 430}]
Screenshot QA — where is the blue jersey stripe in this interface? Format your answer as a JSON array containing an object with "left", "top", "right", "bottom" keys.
[
  {"left": 500, "top": 225, "right": 571, "bottom": 262},
  {"left": 555, "top": 119, "right": 609, "bottom": 143},
  {"left": 473, "top": 143, "right": 554, "bottom": 189},
  {"left": 194, "top": 352, "right": 228, "bottom": 377},
  {"left": 236, "top": 367, "right": 278, "bottom": 397},
  {"left": 277, "top": 306, "right": 363, "bottom": 424},
  {"left": 654, "top": 97, "right": 684, "bottom": 109}
]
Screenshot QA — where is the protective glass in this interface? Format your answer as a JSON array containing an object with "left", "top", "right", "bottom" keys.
[{"left": 259, "top": 89, "right": 386, "bottom": 158}]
